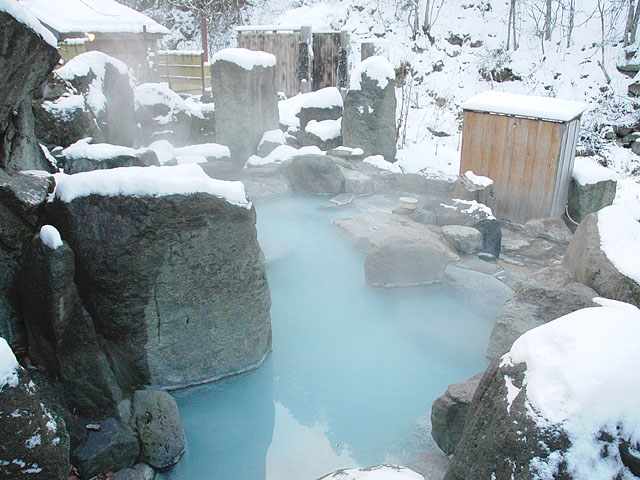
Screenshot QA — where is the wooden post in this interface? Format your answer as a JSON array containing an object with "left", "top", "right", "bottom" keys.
[
  {"left": 201, "top": 17, "right": 209, "bottom": 63},
  {"left": 299, "top": 26, "right": 312, "bottom": 93},
  {"left": 338, "top": 29, "right": 350, "bottom": 89}
]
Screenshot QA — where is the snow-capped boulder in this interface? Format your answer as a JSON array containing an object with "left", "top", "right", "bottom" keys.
[
  {"left": 563, "top": 205, "right": 640, "bottom": 308},
  {"left": 446, "top": 300, "right": 640, "bottom": 480},
  {"left": 343, "top": 56, "right": 397, "bottom": 162},
  {"left": 297, "top": 86, "right": 343, "bottom": 131},
  {"left": 72, "top": 417, "right": 139, "bottom": 479},
  {"left": 0, "top": 6, "right": 59, "bottom": 172},
  {"left": 0, "top": 337, "right": 70, "bottom": 480},
  {"left": 17, "top": 227, "right": 121, "bottom": 416},
  {"left": 132, "top": 389, "right": 185, "bottom": 470},
  {"left": 299, "top": 118, "right": 342, "bottom": 150},
  {"left": 58, "top": 52, "right": 135, "bottom": 147},
  {"left": 364, "top": 237, "right": 454, "bottom": 287},
  {"left": 281, "top": 154, "right": 345, "bottom": 195},
  {"left": 486, "top": 279, "right": 597, "bottom": 360},
  {"left": 46, "top": 164, "right": 272, "bottom": 389},
  {"left": 452, "top": 171, "right": 496, "bottom": 211},
  {"left": 319, "top": 465, "right": 424, "bottom": 480},
  {"left": 135, "top": 83, "right": 195, "bottom": 147},
  {"left": 430, "top": 373, "right": 483, "bottom": 455},
  {"left": 256, "top": 129, "right": 286, "bottom": 157},
  {"left": 441, "top": 225, "right": 482, "bottom": 254},
  {"left": 0, "top": 170, "right": 54, "bottom": 346},
  {"left": 59, "top": 139, "right": 160, "bottom": 174},
  {"left": 211, "top": 48, "right": 279, "bottom": 165},
  {"left": 568, "top": 158, "right": 618, "bottom": 224},
  {"left": 33, "top": 72, "right": 104, "bottom": 149}
]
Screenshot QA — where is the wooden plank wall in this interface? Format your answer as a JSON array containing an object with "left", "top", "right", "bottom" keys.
[
  {"left": 157, "top": 51, "right": 209, "bottom": 96},
  {"left": 312, "top": 32, "right": 341, "bottom": 91},
  {"left": 237, "top": 31, "right": 301, "bottom": 98},
  {"left": 460, "top": 111, "right": 565, "bottom": 224}
]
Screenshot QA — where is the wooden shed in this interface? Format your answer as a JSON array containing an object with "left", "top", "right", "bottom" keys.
[
  {"left": 460, "top": 91, "right": 587, "bottom": 224},
  {"left": 21, "top": 0, "right": 169, "bottom": 81}
]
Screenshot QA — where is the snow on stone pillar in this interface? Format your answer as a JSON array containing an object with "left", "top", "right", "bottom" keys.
[
  {"left": 211, "top": 48, "right": 279, "bottom": 165},
  {"left": 342, "top": 55, "right": 397, "bottom": 162}
]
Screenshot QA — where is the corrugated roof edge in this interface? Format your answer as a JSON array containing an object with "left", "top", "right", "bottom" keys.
[{"left": 462, "top": 91, "right": 588, "bottom": 123}]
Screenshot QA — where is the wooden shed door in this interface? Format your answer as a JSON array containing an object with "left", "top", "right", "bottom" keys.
[
  {"left": 312, "top": 32, "right": 341, "bottom": 91},
  {"left": 460, "top": 111, "right": 564, "bottom": 224}
]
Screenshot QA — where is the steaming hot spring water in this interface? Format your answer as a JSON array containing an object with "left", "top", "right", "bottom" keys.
[{"left": 158, "top": 193, "right": 512, "bottom": 480}]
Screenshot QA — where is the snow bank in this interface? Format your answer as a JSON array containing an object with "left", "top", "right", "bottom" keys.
[
  {"left": 350, "top": 56, "right": 395, "bottom": 91},
  {"left": 305, "top": 119, "right": 341, "bottom": 141},
  {"left": 0, "top": 337, "right": 19, "bottom": 390},
  {"left": 452, "top": 199, "right": 495, "bottom": 219},
  {"left": 0, "top": 0, "right": 57, "bottom": 47},
  {"left": 301, "top": 87, "right": 343, "bottom": 109},
  {"left": 502, "top": 300, "right": 640, "bottom": 479},
  {"left": 40, "top": 225, "right": 63, "bottom": 250},
  {"left": 279, "top": 92, "right": 313, "bottom": 129},
  {"left": 62, "top": 140, "right": 142, "bottom": 161},
  {"left": 572, "top": 157, "right": 619, "bottom": 185},
  {"left": 211, "top": 48, "right": 276, "bottom": 70},
  {"left": 246, "top": 145, "right": 322, "bottom": 167},
  {"left": 41, "top": 94, "right": 86, "bottom": 121},
  {"left": 462, "top": 91, "right": 587, "bottom": 122},
  {"left": 363, "top": 155, "right": 402, "bottom": 173},
  {"left": 259, "top": 129, "right": 286, "bottom": 146},
  {"left": 20, "top": 0, "right": 169, "bottom": 35},
  {"left": 464, "top": 170, "right": 493, "bottom": 187},
  {"left": 598, "top": 204, "right": 640, "bottom": 284},
  {"left": 172, "top": 143, "right": 230, "bottom": 159},
  {"left": 395, "top": 142, "right": 460, "bottom": 180},
  {"left": 52, "top": 164, "right": 250, "bottom": 208}
]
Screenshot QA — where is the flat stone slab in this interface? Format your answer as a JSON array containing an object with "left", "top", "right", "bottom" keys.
[{"left": 330, "top": 193, "right": 356, "bottom": 205}]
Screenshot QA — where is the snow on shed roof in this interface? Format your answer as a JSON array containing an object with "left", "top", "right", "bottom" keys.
[
  {"left": 19, "top": 0, "right": 170, "bottom": 36},
  {"left": 462, "top": 91, "right": 588, "bottom": 122}
]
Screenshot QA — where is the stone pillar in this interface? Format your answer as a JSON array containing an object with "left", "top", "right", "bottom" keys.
[{"left": 211, "top": 48, "right": 279, "bottom": 165}]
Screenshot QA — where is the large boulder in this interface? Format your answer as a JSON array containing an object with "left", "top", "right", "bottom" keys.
[
  {"left": 33, "top": 72, "right": 104, "bottom": 149},
  {"left": 0, "top": 170, "right": 54, "bottom": 346},
  {"left": 563, "top": 205, "right": 640, "bottom": 308},
  {"left": 298, "top": 119, "right": 342, "bottom": 150},
  {"left": 365, "top": 237, "right": 455, "bottom": 287},
  {"left": 132, "top": 389, "right": 186, "bottom": 470},
  {"left": 57, "top": 51, "right": 135, "bottom": 147},
  {"left": 17, "top": 226, "right": 122, "bottom": 416},
  {"left": 281, "top": 154, "right": 344, "bottom": 195},
  {"left": 0, "top": 338, "right": 70, "bottom": 480},
  {"left": 211, "top": 48, "right": 279, "bottom": 165},
  {"left": 46, "top": 164, "right": 272, "bottom": 389},
  {"left": 431, "top": 373, "right": 483, "bottom": 455},
  {"left": 446, "top": 300, "right": 640, "bottom": 480},
  {"left": 486, "top": 278, "right": 597, "bottom": 359},
  {"left": 441, "top": 225, "right": 482, "bottom": 254},
  {"left": 319, "top": 465, "right": 425, "bottom": 480},
  {"left": 297, "top": 86, "right": 343, "bottom": 131},
  {"left": 342, "top": 56, "right": 397, "bottom": 162},
  {"left": 72, "top": 417, "right": 139, "bottom": 479},
  {"left": 0, "top": 7, "right": 59, "bottom": 172}
]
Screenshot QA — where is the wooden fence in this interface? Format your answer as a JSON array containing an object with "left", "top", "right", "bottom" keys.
[{"left": 157, "top": 50, "right": 210, "bottom": 96}]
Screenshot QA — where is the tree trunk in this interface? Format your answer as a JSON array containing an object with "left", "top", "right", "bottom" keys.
[
  {"left": 631, "top": 0, "right": 640, "bottom": 44},
  {"left": 567, "top": 0, "right": 575, "bottom": 48},
  {"left": 544, "top": 0, "right": 552, "bottom": 40},
  {"left": 422, "top": 0, "right": 431, "bottom": 35},
  {"left": 507, "top": 0, "right": 516, "bottom": 50}
]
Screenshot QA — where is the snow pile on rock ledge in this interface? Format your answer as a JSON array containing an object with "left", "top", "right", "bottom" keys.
[
  {"left": 0, "top": 337, "right": 19, "bottom": 390},
  {"left": 501, "top": 298, "right": 640, "bottom": 479},
  {"left": 598, "top": 204, "right": 640, "bottom": 284},
  {"left": 0, "top": 0, "right": 57, "bottom": 47},
  {"left": 350, "top": 56, "right": 395, "bottom": 91},
  {"left": 572, "top": 157, "right": 620, "bottom": 185},
  {"left": 40, "top": 225, "right": 63, "bottom": 250},
  {"left": 211, "top": 48, "right": 276, "bottom": 70},
  {"left": 51, "top": 164, "right": 250, "bottom": 207}
]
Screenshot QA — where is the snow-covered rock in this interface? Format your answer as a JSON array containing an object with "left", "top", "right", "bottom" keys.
[
  {"left": 299, "top": 118, "right": 342, "bottom": 150},
  {"left": 452, "top": 170, "right": 496, "bottom": 211},
  {"left": 246, "top": 144, "right": 322, "bottom": 167},
  {"left": 58, "top": 51, "right": 135, "bottom": 147},
  {"left": 0, "top": 336, "right": 70, "bottom": 480},
  {"left": 256, "top": 129, "right": 286, "bottom": 157},
  {"left": 319, "top": 465, "right": 424, "bottom": 480},
  {"left": 59, "top": 139, "right": 160, "bottom": 174},
  {"left": 298, "top": 86, "right": 343, "bottom": 131},
  {"left": 568, "top": 158, "right": 618, "bottom": 223},
  {"left": 563, "top": 205, "right": 640, "bottom": 308}
]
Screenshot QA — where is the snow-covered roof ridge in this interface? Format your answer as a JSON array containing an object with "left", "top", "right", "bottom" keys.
[
  {"left": 0, "top": 336, "right": 20, "bottom": 390},
  {"left": 350, "top": 55, "right": 395, "bottom": 91},
  {"left": 211, "top": 48, "right": 276, "bottom": 70},
  {"left": 51, "top": 164, "right": 250, "bottom": 208},
  {"left": 1, "top": 0, "right": 57, "bottom": 47},
  {"left": 462, "top": 91, "right": 588, "bottom": 122},
  {"left": 19, "top": 0, "right": 170, "bottom": 36}
]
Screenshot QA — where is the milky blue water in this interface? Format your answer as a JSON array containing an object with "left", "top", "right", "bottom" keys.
[{"left": 158, "top": 194, "right": 510, "bottom": 480}]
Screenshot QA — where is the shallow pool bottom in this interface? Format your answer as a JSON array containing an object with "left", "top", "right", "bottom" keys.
[{"left": 158, "top": 194, "right": 511, "bottom": 480}]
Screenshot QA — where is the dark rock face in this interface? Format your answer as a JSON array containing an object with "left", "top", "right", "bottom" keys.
[
  {"left": 132, "top": 389, "right": 186, "bottom": 469},
  {"left": 298, "top": 104, "right": 343, "bottom": 131},
  {"left": 282, "top": 154, "right": 345, "bottom": 195},
  {"left": 211, "top": 56, "right": 279, "bottom": 165},
  {"left": 58, "top": 52, "right": 135, "bottom": 147},
  {"left": 486, "top": 279, "right": 596, "bottom": 359},
  {"left": 342, "top": 69, "right": 397, "bottom": 162},
  {"left": 567, "top": 178, "right": 617, "bottom": 224},
  {"left": 444, "top": 360, "right": 571, "bottom": 480},
  {"left": 47, "top": 192, "right": 272, "bottom": 389},
  {"left": 563, "top": 211, "right": 640, "bottom": 308},
  {"left": 72, "top": 417, "right": 139, "bottom": 479},
  {"left": 0, "top": 360, "right": 70, "bottom": 480},
  {"left": 0, "top": 171, "right": 54, "bottom": 345},
  {"left": 0, "top": 11, "right": 60, "bottom": 172},
  {"left": 431, "top": 373, "right": 483, "bottom": 455},
  {"left": 17, "top": 236, "right": 122, "bottom": 416}
]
